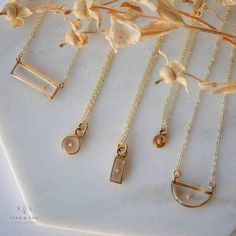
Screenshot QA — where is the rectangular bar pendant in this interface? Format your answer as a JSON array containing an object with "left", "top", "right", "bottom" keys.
[
  {"left": 10, "top": 60, "right": 61, "bottom": 99},
  {"left": 110, "top": 156, "right": 127, "bottom": 184}
]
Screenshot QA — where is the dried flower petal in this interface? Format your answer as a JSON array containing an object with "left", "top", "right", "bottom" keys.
[
  {"left": 60, "top": 18, "right": 87, "bottom": 47},
  {"left": 65, "top": 18, "right": 82, "bottom": 31},
  {"left": 198, "top": 81, "right": 217, "bottom": 90},
  {"left": 159, "top": 66, "right": 175, "bottom": 84},
  {"left": 61, "top": 30, "right": 88, "bottom": 47},
  {"left": 72, "top": 0, "right": 101, "bottom": 28},
  {"left": 105, "top": 16, "right": 140, "bottom": 52},
  {"left": 168, "top": 60, "right": 185, "bottom": 73},
  {"left": 157, "top": 0, "right": 185, "bottom": 25},
  {"left": 213, "top": 85, "right": 236, "bottom": 95},
  {"left": 140, "top": 20, "right": 177, "bottom": 40},
  {"left": 18, "top": 7, "right": 33, "bottom": 18},
  {"left": 176, "top": 76, "right": 189, "bottom": 92},
  {"left": 110, "top": 2, "right": 143, "bottom": 21}
]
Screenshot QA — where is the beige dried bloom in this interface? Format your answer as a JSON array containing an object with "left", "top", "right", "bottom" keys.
[
  {"left": 155, "top": 50, "right": 189, "bottom": 92},
  {"left": 60, "top": 19, "right": 88, "bottom": 47},
  {"left": 72, "top": 0, "right": 101, "bottom": 28},
  {"left": 0, "top": 0, "right": 32, "bottom": 27},
  {"left": 105, "top": 16, "right": 141, "bottom": 52},
  {"left": 215, "top": 0, "right": 236, "bottom": 6}
]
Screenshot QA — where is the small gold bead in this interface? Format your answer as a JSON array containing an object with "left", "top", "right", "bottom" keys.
[{"left": 153, "top": 134, "right": 166, "bottom": 148}]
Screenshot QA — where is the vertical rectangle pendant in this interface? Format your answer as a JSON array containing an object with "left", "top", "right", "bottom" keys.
[
  {"left": 110, "top": 156, "right": 127, "bottom": 184},
  {"left": 10, "top": 60, "right": 61, "bottom": 99}
]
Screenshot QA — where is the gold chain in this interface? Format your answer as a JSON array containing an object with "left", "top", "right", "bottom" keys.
[
  {"left": 159, "top": 1, "right": 206, "bottom": 136},
  {"left": 175, "top": 7, "right": 232, "bottom": 187},
  {"left": 119, "top": 36, "right": 165, "bottom": 144},
  {"left": 16, "top": 0, "right": 92, "bottom": 87},
  {"left": 81, "top": 49, "right": 115, "bottom": 122},
  {"left": 211, "top": 32, "right": 236, "bottom": 184},
  {"left": 160, "top": 29, "right": 197, "bottom": 130},
  {"left": 62, "top": 48, "right": 115, "bottom": 156}
]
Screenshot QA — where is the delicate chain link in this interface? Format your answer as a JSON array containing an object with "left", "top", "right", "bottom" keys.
[
  {"left": 210, "top": 33, "right": 236, "bottom": 183},
  {"left": 160, "top": 0, "right": 206, "bottom": 130},
  {"left": 62, "top": 21, "right": 93, "bottom": 86},
  {"left": 16, "top": 0, "right": 92, "bottom": 86},
  {"left": 176, "top": 7, "right": 231, "bottom": 171},
  {"left": 17, "top": 13, "right": 45, "bottom": 61},
  {"left": 160, "top": 28, "right": 197, "bottom": 129},
  {"left": 80, "top": 48, "right": 115, "bottom": 122},
  {"left": 119, "top": 36, "right": 165, "bottom": 144}
]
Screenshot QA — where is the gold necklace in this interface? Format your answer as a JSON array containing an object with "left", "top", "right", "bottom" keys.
[
  {"left": 10, "top": 1, "right": 91, "bottom": 100},
  {"left": 109, "top": 36, "right": 165, "bottom": 184},
  {"left": 62, "top": 48, "right": 115, "bottom": 156},
  {"left": 153, "top": 1, "right": 206, "bottom": 149},
  {"left": 171, "top": 7, "right": 232, "bottom": 208}
]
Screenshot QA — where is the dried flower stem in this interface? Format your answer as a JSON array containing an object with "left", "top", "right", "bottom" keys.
[
  {"left": 92, "top": 5, "right": 165, "bottom": 21},
  {"left": 103, "top": 0, "right": 119, "bottom": 5},
  {"left": 184, "top": 24, "right": 236, "bottom": 41},
  {"left": 178, "top": 10, "right": 217, "bottom": 30},
  {"left": 182, "top": 72, "right": 202, "bottom": 82},
  {"left": 92, "top": 5, "right": 236, "bottom": 45}
]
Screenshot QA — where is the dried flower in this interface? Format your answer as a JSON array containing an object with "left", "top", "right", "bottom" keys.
[
  {"left": 60, "top": 19, "right": 88, "bottom": 47},
  {"left": 105, "top": 16, "right": 141, "bottom": 52},
  {"left": 72, "top": 0, "right": 101, "bottom": 28},
  {"left": 215, "top": 0, "right": 236, "bottom": 6},
  {"left": 155, "top": 50, "right": 189, "bottom": 92},
  {"left": 0, "top": 0, "right": 32, "bottom": 27}
]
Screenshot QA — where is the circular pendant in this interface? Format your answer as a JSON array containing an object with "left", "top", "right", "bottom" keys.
[
  {"left": 153, "top": 134, "right": 166, "bottom": 148},
  {"left": 62, "top": 136, "right": 81, "bottom": 155},
  {"left": 171, "top": 180, "right": 213, "bottom": 208}
]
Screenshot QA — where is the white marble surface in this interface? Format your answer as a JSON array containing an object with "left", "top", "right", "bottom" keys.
[{"left": 1, "top": 1, "right": 236, "bottom": 235}]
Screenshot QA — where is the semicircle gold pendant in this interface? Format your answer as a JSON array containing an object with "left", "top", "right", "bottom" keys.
[{"left": 171, "top": 179, "right": 214, "bottom": 208}]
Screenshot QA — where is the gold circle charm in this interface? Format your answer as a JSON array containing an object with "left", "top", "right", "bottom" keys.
[
  {"left": 153, "top": 134, "right": 166, "bottom": 148},
  {"left": 62, "top": 136, "right": 81, "bottom": 155}
]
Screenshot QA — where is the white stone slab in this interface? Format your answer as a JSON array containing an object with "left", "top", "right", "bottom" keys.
[{"left": 1, "top": 2, "right": 236, "bottom": 235}]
